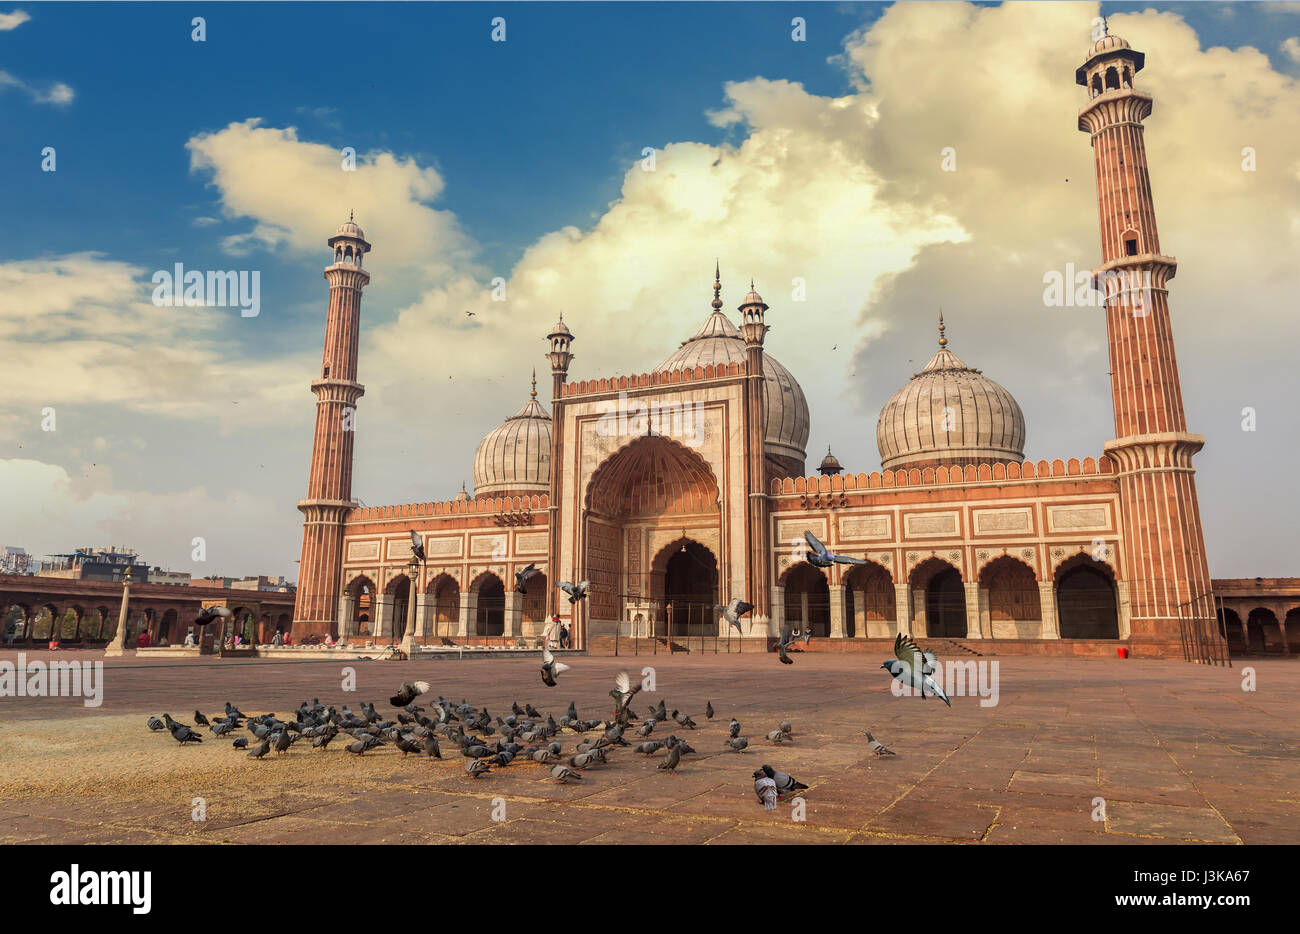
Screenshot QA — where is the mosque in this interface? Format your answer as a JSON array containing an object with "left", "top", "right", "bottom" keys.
[{"left": 291, "top": 26, "right": 1220, "bottom": 659}]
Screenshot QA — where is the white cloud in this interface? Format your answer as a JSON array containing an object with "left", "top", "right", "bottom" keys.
[
  {"left": 0, "top": 9, "right": 30, "bottom": 30},
  {"left": 0, "top": 69, "right": 73, "bottom": 105},
  {"left": 1283, "top": 36, "right": 1300, "bottom": 62}
]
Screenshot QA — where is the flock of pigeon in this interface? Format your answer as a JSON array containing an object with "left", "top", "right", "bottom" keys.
[
  {"left": 150, "top": 526, "right": 950, "bottom": 814},
  {"left": 141, "top": 668, "right": 904, "bottom": 810}
]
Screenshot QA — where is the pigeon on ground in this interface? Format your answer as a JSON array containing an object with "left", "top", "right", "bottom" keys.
[
  {"left": 273, "top": 731, "right": 292, "bottom": 755},
  {"left": 557, "top": 581, "right": 590, "bottom": 604},
  {"left": 635, "top": 741, "right": 665, "bottom": 755},
  {"left": 232, "top": 737, "right": 248, "bottom": 749},
  {"left": 540, "top": 648, "right": 570, "bottom": 687},
  {"left": 754, "top": 772, "right": 779, "bottom": 810},
  {"left": 757, "top": 764, "right": 807, "bottom": 798},
  {"left": 551, "top": 764, "right": 583, "bottom": 783},
  {"left": 248, "top": 739, "right": 271, "bottom": 759},
  {"left": 657, "top": 744, "right": 683, "bottom": 772},
  {"left": 765, "top": 729, "right": 787, "bottom": 745},
  {"left": 780, "top": 721, "right": 794, "bottom": 737},
  {"left": 514, "top": 563, "right": 540, "bottom": 594},
  {"left": 776, "top": 627, "right": 796, "bottom": 665},
  {"left": 224, "top": 702, "right": 247, "bottom": 721},
  {"left": 211, "top": 719, "right": 235, "bottom": 736},
  {"left": 195, "top": 605, "right": 234, "bottom": 627},
  {"left": 172, "top": 725, "right": 203, "bottom": 745},
  {"left": 803, "top": 531, "right": 866, "bottom": 568},
  {"left": 465, "top": 759, "right": 491, "bottom": 779},
  {"left": 723, "top": 737, "right": 749, "bottom": 752},
  {"left": 390, "top": 680, "right": 431, "bottom": 707},
  {"left": 865, "top": 732, "right": 896, "bottom": 757},
  {"left": 881, "top": 633, "right": 950, "bottom": 706},
  {"left": 671, "top": 710, "right": 697, "bottom": 729},
  {"left": 146, "top": 716, "right": 165, "bottom": 731},
  {"left": 705, "top": 700, "right": 714, "bottom": 720},
  {"left": 728, "top": 718, "right": 742, "bottom": 738},
  {"left": 421, "top": 735, "right": 442, "bottom": 759},
  {"left": 193, "top": 710, "right": 210, "bottom": 727},
  {"left": 715, "top": 598, "right": 753, "bottom": 629},
  {"left": 636, "top": 718, "right": 657, "bottom": 737}
]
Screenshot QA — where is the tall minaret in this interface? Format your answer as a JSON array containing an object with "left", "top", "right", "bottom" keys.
[
  {"left": 1077, "top": 24, "right": 1214, "bottom": 644},
  {"left": 737, "top": 272, "right": 771, "bottom": 629},
  {"left": 293, "top": 214, "right": 371, "bottom": 637},
  {"left": 544, "top": 315, "right": 574, "bottom": 637}
]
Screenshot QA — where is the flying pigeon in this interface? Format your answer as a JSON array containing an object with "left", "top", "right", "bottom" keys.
[
  {"left": 803, "top": 531, "right": 866, "bottom": 568},
  {"left": 865, "top": 732, "right": 896, "bottom": 757},
  {"left": 610, "top": 671, "right": 642, "bottom": 714},
  {"left": 754, "top": 772, "right": 779, "bottom": 810},
  {"left": 390, "top": 680, "right": 431, "bottom": 707},
  {"left": 715, "top": 598, "right": 753, "bottom": 629},
  {"left": 557, "top": 580, "right": 590, "bottom": 604},
  {"left": 757, "top": 764, "right": 807, "bottom": 798},
  {"left": 540, "top": 648, "right": 570, "bottom": 687},
  {"left": 409, "top": 529, "right": 426, "bottom": 567},
  {"left": 514, "top": 563, "right": 540, "bottom": 594},
  {"left": 881, "top": 633, "right": 951, "bottom": 706},
  {"left": 194, "top": 605, "right": 233, "bottom": 627}
]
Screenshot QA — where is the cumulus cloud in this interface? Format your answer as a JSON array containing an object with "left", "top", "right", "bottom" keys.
[
  {"left": 7, "top": 1, "right": 1299, "bottom": 576},
  {"left": 0, "top": 9, "right": 30, "bottom": 30},
  {"left": 1283, "top": 36, "right": 1300, "bottom": 62}
]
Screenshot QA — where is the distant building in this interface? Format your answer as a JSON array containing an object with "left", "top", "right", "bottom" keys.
[
  {"left": 231, "top": 575, "right": 295, "bottom": 592},
  {"left": 0, "top": 546, "right": 32, "bottom": 575},
  {"left": 149, "top": 567, "right": 192, "bottom": 586},
  {"left": 39, "top": 546, "right": 148, "bottom": 582}
]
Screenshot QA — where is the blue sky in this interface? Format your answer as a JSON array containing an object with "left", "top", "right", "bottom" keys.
[{"left": 3, "top": 1, "right": 1299, "bottom": 579}]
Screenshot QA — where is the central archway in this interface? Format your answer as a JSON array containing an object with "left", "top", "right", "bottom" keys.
[
  {"left": 474, "top": 574, "right": 506, "bottom": 637},
  {"left": 782, "top": 563, "right": 831, "bottom": 638},
  {"left": 911, "top": 559, "right": 965, "bottom": 638},
  {"left": 583, "top": 435, "right": 722, "bottom": 639}
]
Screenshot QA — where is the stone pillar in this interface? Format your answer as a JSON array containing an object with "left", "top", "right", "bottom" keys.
[
  {"left": 853, "top": 589, "right": 866, "bottom": 638},
  {"left": 964, "top": 582, "right": 983, "bottom": 639},
  {"left": 413, "top": 592, "right": 430, "bottom": 639},
  {"left": 1039, "top": 581, "right": 1060, "bottom": 638},
  {"left": 399, "top": 585, "right": 419, "bottom": 656},
  {"left": 337, "top": 593, "right": 355, "bottom": 638},
  {"left": 373, "top": 594, "right": 394, "bottom": 639},
  {"left": 829, "top": 587, "right": 845, "bottom": 639},
  {"left": 504, "top": 591, "right": 523, "bottom": 638},
  {"left": 895, "top": 584, "right": 912, "bottom": 636},
  {"left": 1116, "top": 579, "right": 1131, "bottom": 640},
  {"left": 104, "top": 573, "right": 133, "bottom": 657},
  {"left": 769, "top": 585, "right": 784, "bottom": 638},
  {"left": 458, "top": 593, "right": 477, "bottom": 638}
]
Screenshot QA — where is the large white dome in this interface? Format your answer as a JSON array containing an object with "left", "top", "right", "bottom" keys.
[
  {"left": 472, "top": 380, "right": 551, "bottom": 498},
  {"left": 876, "top": 321, "right": 1026, "bottom": 471},
  {"left": 658, "top": 308, "right": 810, "bottom": 470}
]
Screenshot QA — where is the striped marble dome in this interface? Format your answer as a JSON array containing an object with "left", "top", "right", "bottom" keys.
[
  {"left": 472, "top": 378, "right": 551, "bottom": 498},
  {"left": 876, "top": 319, "right": 1026, "bottom": 472},
  {"left": 658, "top": 306, "right": 810, "bottom": 471}
]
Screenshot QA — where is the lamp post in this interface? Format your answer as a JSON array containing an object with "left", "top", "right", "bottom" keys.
[
  {"left": 399, "top": 555, "right": 419, "bottom": 658},
  {"left": 104, "top": 567, "right": 133, "bottom": 657}
]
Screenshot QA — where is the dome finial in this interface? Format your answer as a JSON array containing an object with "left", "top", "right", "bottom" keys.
[
  {"left": 938, "top": 308, "right": 947, "bottom": 348},
  {"left": 349, "top": 208, "right": 354, "bottom": 222},
  {"left": 1100, "top": 15, "right": 1109, "bottom": 38},
  {"left": 711, "top": 260, "right": 723, "bottom": 310},
  {"left": 530, "top": 368, "right": 537, "bottom": 400}
]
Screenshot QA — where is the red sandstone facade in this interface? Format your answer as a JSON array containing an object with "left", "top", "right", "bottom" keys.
[{"left": 287, "top": 29, "right": 1230, "bottom": 660}]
